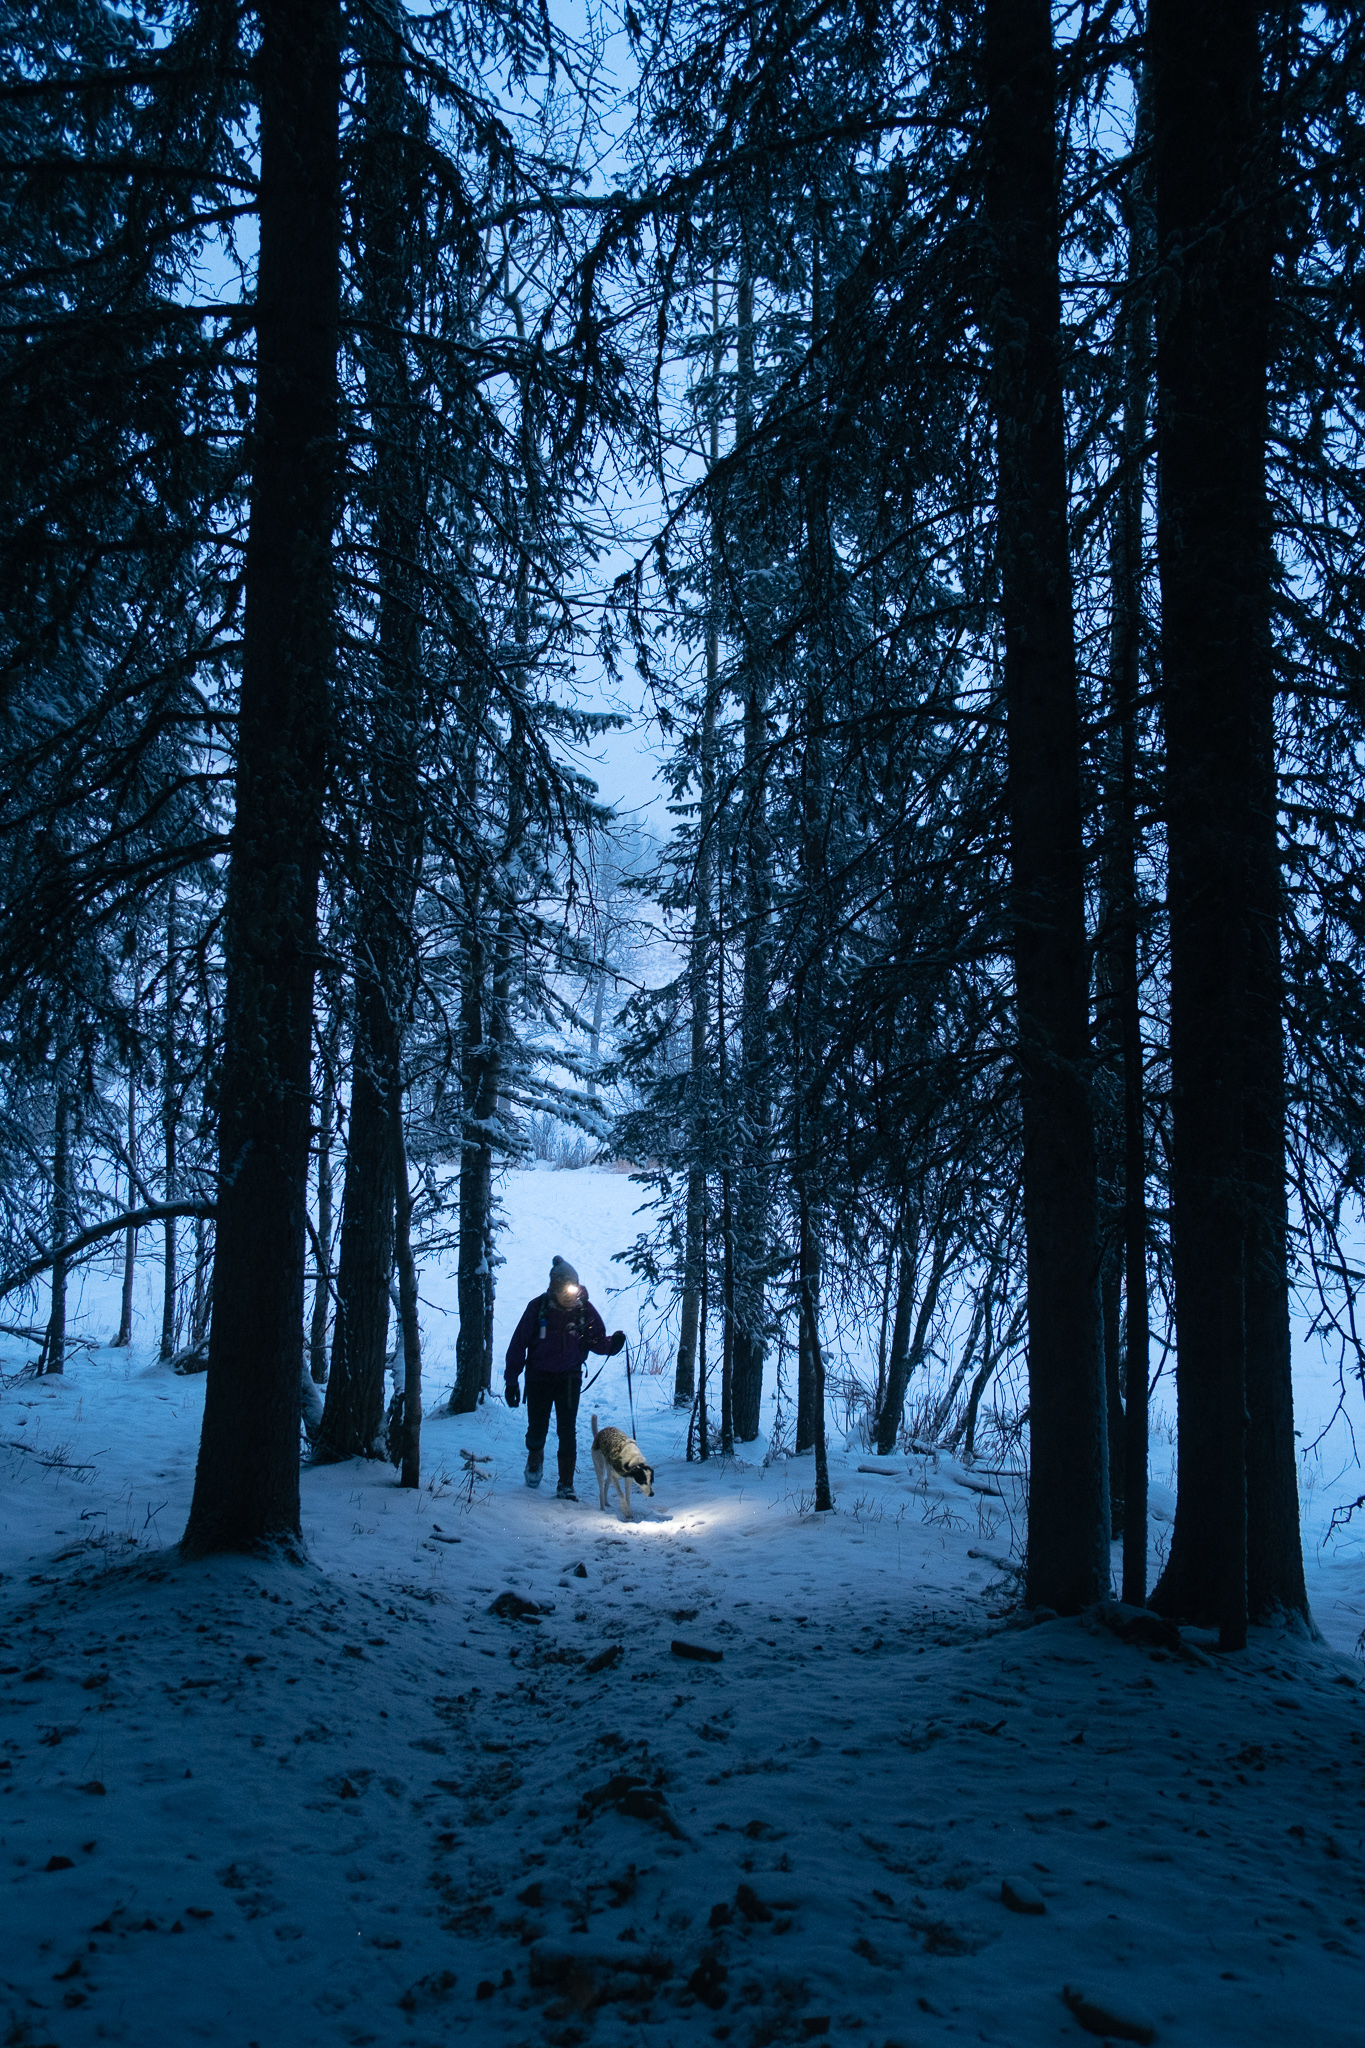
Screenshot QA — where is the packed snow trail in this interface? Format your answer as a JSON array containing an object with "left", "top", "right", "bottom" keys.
[
  {"left": 2, "top": 1378, "right": 1364, "bottom": 2048},
  {"left": 2, "top": 1162, "right": 1364, "bottom": 2045}
]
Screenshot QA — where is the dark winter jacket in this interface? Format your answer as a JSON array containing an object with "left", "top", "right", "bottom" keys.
[{"left": 505, "top": 1291, "right": 610, "bottom": 1381}]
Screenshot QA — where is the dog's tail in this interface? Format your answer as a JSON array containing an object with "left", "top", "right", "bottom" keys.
[{"left": 591, "top": 1413, "right": 599, "bottom": 1437}]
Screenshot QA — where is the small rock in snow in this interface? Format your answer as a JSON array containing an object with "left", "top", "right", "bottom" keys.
[
  {"left": 1000, "top": 1876, "right": 1046, "bottom": 1915},
  {"left": 1061, "top": 1983, "right": 1156, "bottom": 2043}
]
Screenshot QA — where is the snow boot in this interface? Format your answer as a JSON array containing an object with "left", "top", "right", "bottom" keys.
[
  {"left": 524, "top": 1456, "right": 543, "bottom": 1489},
  {"left": 555, "top": 1481, "right": 577, "bottom": 1502}
]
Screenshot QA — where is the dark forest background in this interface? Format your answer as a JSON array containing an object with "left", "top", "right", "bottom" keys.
[{"left": 2, "top": 0, "right": 1363, "bottom": 1650}]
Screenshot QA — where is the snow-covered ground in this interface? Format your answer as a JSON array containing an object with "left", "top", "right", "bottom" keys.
[{"left": 2, "top": 1164, "right": 1364, "bottom": 2047}]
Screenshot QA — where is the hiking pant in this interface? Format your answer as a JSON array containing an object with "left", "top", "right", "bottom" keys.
[{"left": 525, "top": 1366, "right": 581, "bottom": 1486}]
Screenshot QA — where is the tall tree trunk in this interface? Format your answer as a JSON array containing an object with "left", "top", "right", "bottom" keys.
[
  {"left": 480, "top": 877, "right": 516, "bottom": 1386},
  {"left": 874, "top": 1229, "right": 915, "bottom": 1456},
  {"left": 1244, "top": 687, "right": 1308, "bottom": 1623},
  {"left": 794, "top": 249, "right": 831, "bottom": 1488},
  {"left": 794, "top": 1196, "right": 820, "bottom": 1454},
  {"left": 114, "top": 1067, "right": 136, "bottom": 1347},
  {"left": 452, "top": 902, "right": 494, "bottom": 1412},
  {"left": 675, "top": 1170, "right": 703, "bottom": 1408},
  {"left": 1113, "top": 68, "right": 1155, "bottom": 1607},
  {"left": 731, "top": 260, "right": 770, "bottom": 1443},
  {"left": 182, "top": 0, "right": 339, "bottom": 1556},
  {"left": 933, "top": 1277, "right": 991, "bottom": 1440},
  {"left": 317, "top": 18, "right": 422, "bottom": 1452},
  {"left": 792, "top": 790, "right": 824, "bottom": 1473},
  {"left": 44, "top": 1079, "right": 72, "bottom": 1375},
  {"left": 1102, "top": 1247, "right": 1125, "bottom": 1539},
  {"left": 875, "top": 1217, "right": 952, "bottom": 1458},
  {"left": 674, "top": 640, "right": 718, "bottom": 1409},
  {"left": 1147, "top": 0, "right": 1301, "bottom": 1644},
  {"left": 451, "top": 482, "right": 535, "bottom": 1411},
  {"left": 160, "top": 879, "right": 178, "bottom": 1361},
  {"left": 318, "top": 1010, "right": 395, "bottom": 1457},
  {"left": 476, "top": 761, "right": 524, "bottom": 1392},
  {"left": 720, "top": 1161, "right": 735, "bottom": 1456},
  {"left": 717, "top": 856, "right": 735, "bottom": 1456},
  {"left": 797, "top": 1180, "right": 833, "bottom": 1512},
  {"left": 984, "top": 0, "right": 1109, "bottom": 1613},
  {"left": 309, "top": 1010, "right": 337, "bottom": 1384},
  {"left": 393, "top": 1103, "right": 422, "bottom": 1487},
  {"left": 696, "top": 1201, "right": 709, "bottom": 1458},
  {"left": 191, "top": 1217, "right": 211, "bottom": 1344},
  {"left": 1241, "top": 71, "right": 1309, "bottom": 1635},
  {"left": 587, "top": 970, "right": 605, "bottom": 1100},
  {"left": 679, "top": 300, "right": 727, "bottom": 1415},
  {"left": 961, "top": 1318, "right": 1017, "bottom": 1462}
]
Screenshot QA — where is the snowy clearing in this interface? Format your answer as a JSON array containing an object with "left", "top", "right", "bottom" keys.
[{"left": 2, "top": 1166, "right": 1364, "bottom": 2048}]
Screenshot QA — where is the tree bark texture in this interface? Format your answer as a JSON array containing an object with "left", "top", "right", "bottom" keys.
[
  {"left": 984, "top": 0, "right": 1109, "bottom": 1613},
  {"left": 1148, "top": 0, "right": 1304, "bottom": 1642},
  {"left": 182, "top": 0, "right": 339, "bottom": 1556}
]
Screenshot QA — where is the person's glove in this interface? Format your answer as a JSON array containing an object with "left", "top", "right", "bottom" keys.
[
  {"left": 504, "top": 1377, "right": 521, "bottom": 1408},
  {"left": 608, "top": 1331, "right": 626, "bottom": 1356}
]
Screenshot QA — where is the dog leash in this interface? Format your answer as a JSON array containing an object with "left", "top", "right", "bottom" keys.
[
  {"left": 581, "top": 1357, "right": 609, "bottom": 1396},
  {"left": 625, "top": 1337, "right": 637, "bottom": 1441}
]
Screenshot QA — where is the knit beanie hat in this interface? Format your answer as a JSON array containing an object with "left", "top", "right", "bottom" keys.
[{"left": 549, "top": 1255, "right": 580, "bottom": 1298}]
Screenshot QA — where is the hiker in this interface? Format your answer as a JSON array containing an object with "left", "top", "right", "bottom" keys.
[{"left": 505, "top": 1256, "right": 625, "bottom": 1501}]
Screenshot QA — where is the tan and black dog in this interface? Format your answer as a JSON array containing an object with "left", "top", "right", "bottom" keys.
[{"left": 590, "top": 1412, "right": 655, "bottom": 1520}]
